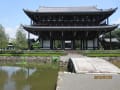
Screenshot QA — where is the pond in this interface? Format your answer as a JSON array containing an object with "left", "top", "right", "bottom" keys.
[{"left": 0, "top": 65, "right": 58, "bottom": 90}]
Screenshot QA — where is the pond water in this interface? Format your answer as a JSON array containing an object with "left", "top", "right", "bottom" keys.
[{"left": 0, "top": 66, "right": 58, "bottom": 90}]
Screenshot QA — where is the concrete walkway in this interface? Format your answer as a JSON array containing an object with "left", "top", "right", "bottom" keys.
[
  {"left": 60, "top": 50, "right": 85, "bottom": 62},
  {"left": 57, "top": 56, "right": 120, "bottom": 90}
]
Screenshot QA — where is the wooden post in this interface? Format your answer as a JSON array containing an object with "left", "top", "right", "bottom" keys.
[
  {"left": 28, "top": 32, "right": 30, "bottom": 50},
  {"left": 41, "top": 39, "right": 43, "bottom": 48},
  {"left": 93, "top": 39, "right": 95, "bottom": 50},
  {"left": 73, "top": 32, "right": 76, "bottom": 50},
  {"left": 80, "top": 40, "right": 82, "bottom": 50},
  {"left": 50, "top": 32, "right": 53, "bottom": 49},
  {"left": 97, "top": 33, "right": 100, "bottom": 49},
  {"left": 86, "top": 32, "right": 88, "bottom": 50},
  {"left": 110, "top": 31, "right": 112, "bottom": 49},
  {"left": 61, "top": 32, "right": 64, "bottom": 50}
]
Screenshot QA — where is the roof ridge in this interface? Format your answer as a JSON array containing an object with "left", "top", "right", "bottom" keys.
[{"left": 39, "top": 6, "right": 97, "bottom": 8}]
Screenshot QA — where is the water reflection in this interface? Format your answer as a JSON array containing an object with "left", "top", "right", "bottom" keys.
[
  {"left": 0, "top": 66, "right": 36, "bottom": 90},
  {"left": 0, "top": 69, "right": 8, "bottom": 90},
  {"left": 0, "top": 66, "right": 58, "bottom": 90}
]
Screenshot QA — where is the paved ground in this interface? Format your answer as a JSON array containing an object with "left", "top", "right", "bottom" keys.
[
  {"left": 57, "top": 53, "right": 120, "bottom": 90},
  {"left": 60, "top": 50, "right": 85, "bottom": 62},
  {"left": 56, "top": 72, "right": 120, "bottom": 90}
]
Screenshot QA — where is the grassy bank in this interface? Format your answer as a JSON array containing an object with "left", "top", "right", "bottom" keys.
[
  {"left": 81, "top": 50, "right": 120, "bottom": 57},
  {"left": 0, "top": 50, "right": 65, "bottom": 56}
]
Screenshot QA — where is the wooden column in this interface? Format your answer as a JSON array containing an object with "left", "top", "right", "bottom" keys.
[
  {"left": 53, "top": 40, "right": 55, "bottom": 49},
  {"left": 86, "top": 39, "right": 88, "bottom": 50},
  {"left": 61, "top": 32, "right": 64, "bottom": 50},
  {"left": 83, "top": 40, "right": 85, "bottom": 50},
  {"left": 97, "top": 32, "right": 100, "bottom": 49},
  {"left": 86, "top": 32, "right": 88, "bottom": 50},
  {"left": 110, "top": 31, "right": 112, "bottom": 49},
  {"left": 93, "top": 39, "right": 95, "bottom": 50},
  {"left": 80, "top": 39, "right": 82, "bottom": 50},
  {"left": 73, "top": 32, "right": 76, "bottom": 50},
  {"left": 50, "top": 32, "right": 53, "bottom": 49},
  {"left": 28, "top": 32, "right": 30, "bottom": 50},
  {"left": 41, "top": 39, "right": 43, "bottom": 48}
]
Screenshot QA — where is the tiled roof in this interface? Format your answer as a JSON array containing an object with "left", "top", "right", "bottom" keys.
[
  {"left": 36, "top": 6, "right": 115, "bottom": 12},
  {"left": 23, "top": 25, "right": 118, "bottom": 31}
]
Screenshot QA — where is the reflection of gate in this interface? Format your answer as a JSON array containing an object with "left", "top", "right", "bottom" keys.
[{"left": 65, "top": 40, "right": 72, "bottom": 49}]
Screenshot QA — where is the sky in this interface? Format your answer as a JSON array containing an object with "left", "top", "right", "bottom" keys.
[{"left": 0, "top": 0, "right": 120, "bottom": 39}]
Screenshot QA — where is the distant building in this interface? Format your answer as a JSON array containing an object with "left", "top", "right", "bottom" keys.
[
  {"left": 7, "top": 43, "right": 14, "bottom": 50},
  {"left": 23, "top": 6, "right": 118, "bottom": 50},
  {"left": 101, "top": 38, "right": 120, "bottom": 49}
]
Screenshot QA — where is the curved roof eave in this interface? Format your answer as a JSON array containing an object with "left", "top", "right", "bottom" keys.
[
  {"left": 23, "top": 8, "right": 117, "bottom": 15},
  {"left": 23, "top": 25, "right": 118, "bottom": 32}
]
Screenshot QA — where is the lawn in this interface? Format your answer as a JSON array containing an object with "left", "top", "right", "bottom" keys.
[
  {"left": 0, "top": 50, "right": 65, "bottom": 56},
  {"left": 81, "top": 50, "right": 120, "bottom": 57}
]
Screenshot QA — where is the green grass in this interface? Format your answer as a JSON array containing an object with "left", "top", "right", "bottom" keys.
[
  {"left": 86, "top": 53, "right": 120, "bottom": 57},
  {"left": 0, "top": 53, "right": 63, "bottom": 56},
  {"left": 81, "top": 50, "right": 120, "bottom": 57},
  {"left": 0, "top": 51, "right": 65, "bottom": 56}
]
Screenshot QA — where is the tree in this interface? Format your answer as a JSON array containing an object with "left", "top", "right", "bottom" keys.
[
  {"left": 105, "top": 28, "right": 120, "bottom": 38},
  {"left": 114, "top": 28, "right": 120, "bottom": 38},
  {"left": 15, "top": 26, "right": 28, "bottom": 49},
  {"left": 0, "top": 24, "right": 9, "bottom": 50}
]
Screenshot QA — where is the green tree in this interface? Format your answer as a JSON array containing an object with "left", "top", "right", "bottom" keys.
[
  {"left": 0, "top": 24, "right": 9, "bottom": 50},
  {"left": 114, "top": 28, "right": 120, "bottom": 38},
  {"left": 15, "top": 26, "right": 28, "bottom": 49},
  {"left": 105, "top": 28, "right": 120, "bottom": 38}
]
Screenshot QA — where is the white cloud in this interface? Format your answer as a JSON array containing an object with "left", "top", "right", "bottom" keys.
[
  {"left": 112, "top": 18, "right": 120, "bottom": 24},
  {"left": 5, "top": 26, "right": 19, "bottom": 39},
  {"left": 5, "top": 26, "right": 38, "bottom": 40}
]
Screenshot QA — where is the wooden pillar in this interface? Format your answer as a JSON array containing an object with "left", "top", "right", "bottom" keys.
[
  {"left": 61, "top": 32, "right": 64, "bottom": 49},
  {"left": 41, "top": 39, "right": 43, "bottom": 48},
  {"left": 86, "top": 32, "right": 88, "bottom": 50},
  {"left": 28, "top": 32, "right": 30, "bottom": 49},
  {"left": 50, "top": 32, "right": 53, "bottom": 49},
  {"left": 80, "top": 39, "right": 82, "bottom": 50},
  {"left": 83, "top": 40, "right": 85, "bottom": 50},
  {"left": 110, "top": 31, "right": 112, "bottom": 49},
  {"left": 86, "top": 39, "right": 88, "bottom": 50},
  {"left": 53, "top": 40, "right": 55, "bottom": 49},
  {"left": 73, "top": 32, "right": 76, "bottom": 50},
  {"left": 97, "top": 33, "right": 100, "bottom": 49},
  {"left": 72, "top": 40, "right": 75, "bottom": 50},
  {"left": 93, "top": 39, "right": 95, "bottom": 50}
]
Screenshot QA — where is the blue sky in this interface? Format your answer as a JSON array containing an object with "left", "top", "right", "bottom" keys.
[{"left": 0, "top": 0, "right": 120, "bottom": 38}]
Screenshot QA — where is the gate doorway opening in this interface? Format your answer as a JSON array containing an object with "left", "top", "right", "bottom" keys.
[{"left": 65, "top": 40, "right": 72, "bottom": 49}]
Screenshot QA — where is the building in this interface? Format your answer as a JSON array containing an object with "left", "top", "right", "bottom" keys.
[
  {"left": 100, "top": 38, "right": 120, "bottom": 49},
  {"left": 23, "top": 6, "right": 118, "bottom": 50}
]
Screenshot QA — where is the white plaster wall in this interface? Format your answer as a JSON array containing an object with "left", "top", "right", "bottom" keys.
[
  {"left": 87, "top": 38, "right": 98, "bottom": 49},
  {"left": 87, "top": 40, "right": 93, "bottom": 47},
  {"left": 43, "top": 40, "right": 50, "bottom": 48},
  {"left": 94, "top": 38, "right": 98, "bottom": 47}
]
